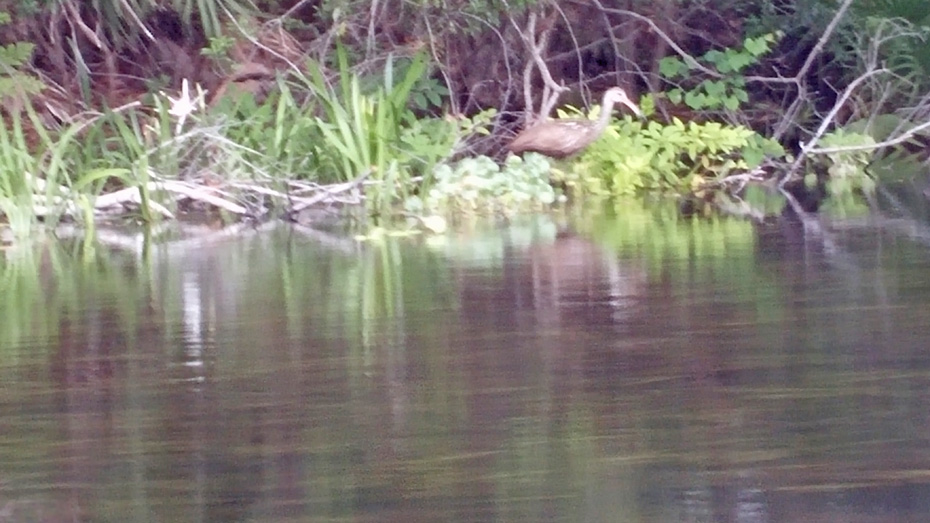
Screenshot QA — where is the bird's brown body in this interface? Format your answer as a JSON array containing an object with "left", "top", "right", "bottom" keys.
[{"left": 507, "top": 87, "right": 642, "bottom": 158}]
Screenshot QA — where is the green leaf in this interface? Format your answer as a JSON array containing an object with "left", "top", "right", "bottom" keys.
[
  {"left": 704, "top": 49, "right": 725, "bottom": 66},
  {"left": 684, "top": 91, "right": 706, "bottom": 110},
  {"left": 413, "top": 92, "right": 427, "bottom": 109},
  {"left": 337, "top": 40, "right": 351, "bottom": 103},
  {"left": 727, "top": 51, "right": 753, "bottom": 72},
  {"left": 0, "top": 42, "right": 35, "bottom": 66},
  {"left": 389, "top": 51, "right": 427, "bottom": 111},
  {"left": 72, "top": 168, "right": 133, "bottom": 192},
  {"left": 384, "top": 52, "right": 394, "bottom": 92},
  {"left": 708, "top": 49, "right": 732, "bottom": 73},
  {"left": 703, "top": 80, "right": 727, "bottom": 98},
  {"left": 723, "top": 96, "right": 739, "bottom": 110},
  {"left": 659, "top": 56, "right": 685, "bottom": 78},
  {"left": 427, "top": 90, "right": 442, "bottom": 108},
  {"left": 742, "top": 146, "right": 764, "bottom": 168},
  {"left": 744, "top": 37, "right": 769, "bottom": 57}
]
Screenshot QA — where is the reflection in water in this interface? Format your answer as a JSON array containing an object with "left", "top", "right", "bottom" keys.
[{"left": 2, "top": 210, "right": 930, "bottom": 521}]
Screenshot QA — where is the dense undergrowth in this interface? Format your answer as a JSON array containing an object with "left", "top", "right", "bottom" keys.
[{"left": 1, "top": 0, "right": 929, "bottom": 241}]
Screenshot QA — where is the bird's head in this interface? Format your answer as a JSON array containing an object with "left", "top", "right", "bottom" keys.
[{"left": 604, "top": 87, "right": 642, "bottom": 117}]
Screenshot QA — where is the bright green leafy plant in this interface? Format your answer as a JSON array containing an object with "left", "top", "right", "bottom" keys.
[
  {"left": 301, "top": 43, "right": 425, "bottom": 182},
  {"left": 557, "top": 100, "right": 771, "bottom": 197},
  {"left": 660, "top": 33, "right": 781, "bottom": 111}
]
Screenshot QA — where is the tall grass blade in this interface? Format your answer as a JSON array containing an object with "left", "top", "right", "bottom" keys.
[
  {"left": 384, "top": 53, "right": 393, "bottom": 92},
  {"left": 374, "top": 92, "right": 389, "bottom": 178},
  {"left": 350, "top": 79, "right": 369, "bottom": 169},
  {"left": 389, "top": 52, "right": 427, "bottom": 112},
  {"left": 337, "top": 40, "right": 352, "bottom": 104}
]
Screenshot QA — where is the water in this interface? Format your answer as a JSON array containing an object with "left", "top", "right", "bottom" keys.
[{"left": 3, "top": 204, "right": 930, "bottom": 522}]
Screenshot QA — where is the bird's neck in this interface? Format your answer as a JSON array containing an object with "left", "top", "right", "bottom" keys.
[{"left": 595, "top": 95, "right": 617, "bottom": 133}]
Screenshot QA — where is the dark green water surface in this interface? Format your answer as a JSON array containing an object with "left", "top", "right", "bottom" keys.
[{"left": 3, "top": 206, "right": 930, "bottom": 522}]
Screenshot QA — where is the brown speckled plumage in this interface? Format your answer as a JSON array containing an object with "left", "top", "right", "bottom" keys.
[{"left": 507, "top": 87, "right": 641, "bottom": 158}]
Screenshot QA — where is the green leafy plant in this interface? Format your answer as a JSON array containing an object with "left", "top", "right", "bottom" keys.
[
  {"left": 419, "top": 153, "right": 555, "bottom": 215},
  {"left": 212, "top": 82, "right": 321, "bottom": 181},
  {"left": 556, "top": 100, "right": 767, "bottom": 197},
  {"left": 807, "top": 129, "right": 876, "bottom": 196},
  {"left": 0, "top": 11, "right": 44, "bottom": 107},
  {"left": 202, "top": 34, "right": 238, "bottom": 62},
  {"left": 660, "top": 33, "right": 781, "bottom": 111},
  {"left": 409, "top": 75, "right": 450, "bottom": 111},
  {"left": 301, "top": 43, "right": 427, "bottom": 199},
  {"left": 298, "top": 42, "right": 485, "bottom": 212},
  {"left": 855, "top": 2, "right": 930, "bottom": 88},
  {"left": 399, "top": 108, "right": 495, "bottom": 184},
  {"left": 0, "top": 111, "right": 38, "bottom": 239},
  {"left": 0, "top": 100, "right": 142, "bottom": 237}
]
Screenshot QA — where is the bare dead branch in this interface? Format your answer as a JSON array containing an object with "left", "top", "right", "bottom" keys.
[
  {"left": 509, "top": 11, "right": 568, "bottom": 124},
  {"left": 117, "top": 0, "right": 156, "bottom": 43},
  {"left": 771, "top": 0, "right": 856, "bottom": 142},
  {"left": 591, "top": 3, "right": 718, "bottom": 77},
  {"left": 457, "top": 11, "right": 518, "bottom": 123},
  {"left": 273, "top": 0, "right": 315, "bottom": 22},
  {"left": 220, "top": 5, "right": 303, "bottom": 76},
  {"left": 795, "top": 0, "right": 855, "bottom": 83},
  {"left": 63, "top": 0, "right": 105, "bottom": 51},
  {"left": 288, "top": 171, "right": 372, "bottom": 213},
  {"left": 781, "top": 67, "right": 890, "bottom": 186},
  {"left": 547, "top": 2, "right": 586, "bottom": 99},
  {"left": 807, "top": 118, "right": 930, "bottom": 155}
]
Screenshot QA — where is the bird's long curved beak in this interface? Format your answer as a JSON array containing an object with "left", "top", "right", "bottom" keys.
[{"left": 622, "top": 99, "right": 643, "bottom": 117}]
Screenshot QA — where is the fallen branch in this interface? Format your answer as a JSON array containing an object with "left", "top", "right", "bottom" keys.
[
  {"left": 93, "top": 180, "right": 248, "bottom": 215},
  {"left": 289, "top": 170, "right": 371, "bottom": 213},
  {"left": 806, "top": 118, "right": 930, "bottom": 155}
]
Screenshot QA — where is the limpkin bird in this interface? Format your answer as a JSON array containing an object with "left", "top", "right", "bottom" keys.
[{"left": 507, "top": 87, "right": 642, "bottom": 159}]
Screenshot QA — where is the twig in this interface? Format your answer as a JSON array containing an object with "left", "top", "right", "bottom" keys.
[
  {"left": 587, "top": 0, "right": 623, "bottom": 87},
  {"left": 592, "top": 4, "right": 717, "bottom": 77},
  {"left": 160, "top": 181, "right": 250, "bottom": 214},
  {"left": 422, "top": 16, "right": 459, "bottom": 115},
  {"left": 273, "top": 0, "right": 314, "bottom": 22},
  {"left": 772, "top": 0, "right": 855, "bottom": 142},
  {"left": 459, "top": 11, "right": 517, "bottom": 119},
  {"left": 63, "top": 0, "right": 105, "bottom": 51},
  {"left": 781, "top": 67, "right": 890, "bottom": 186},
  {"left": 289, "top": 171, "right": 372, "bottom": 212},
  {"left": 511, "top": 11, "right": 568, "bottom": 124},
  {"left": 94, "top": 181, "right": 249, "bottom": 215},
  {"left": 94, "top": 185, "right": 177, "bottom": 219},
  {"left": 220, "top": 5, "right": 303, "bottom": 76},
  {"left": 806, "top": 117, "right": 930, "bottom": 154},
  {"left": 796, "top": 0, "right": 855, "bottom": 84},
  {"left": 118, "top": 0, "right": 156, "bottom": 42}
]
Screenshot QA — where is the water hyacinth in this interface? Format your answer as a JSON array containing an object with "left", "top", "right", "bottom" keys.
[{"left": 426, "top": 154, "right": 555, "bottom": 215}]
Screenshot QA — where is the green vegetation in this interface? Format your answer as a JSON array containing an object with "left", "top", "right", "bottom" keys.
[
  {"left": 1, "top": 0, "right": 929, "bottom": 241},
  {"left": 570, "top": 115, "right": 758, "bottom": 196},
  {"left": 659, "top": 33, "right": 781, "bottom": 112},
  {"left": 420, "top": 153, "right": 555, "bottom": 215},
  {"left": 809, "top": 130, "right": 876, "bottom": 197},
  {"left": 302, "top": 45, "right": 427, "bottom": 186}
]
